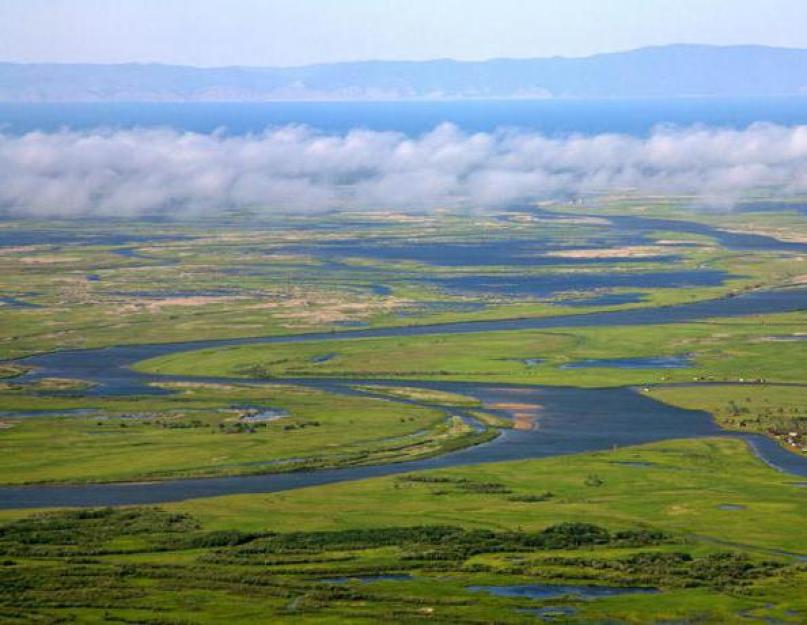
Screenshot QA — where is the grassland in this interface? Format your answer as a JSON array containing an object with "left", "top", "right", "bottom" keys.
[
  {"left": 136, "top": 308, "right": 807, "bottom": 462},
  {"left": 0, "top": 381, "right": 497, "bottom": 484},
  {"left": 2, "top": 203, "right": 806, "bottom": 362},
  {"left": 6, "top": 199, "right": 807, "bottom": 622},
  {"left": 136, "top": 310, "right": 807, "bottom": 388},
  {"left": 352, "top": 385, "right": 483, "bottom": 407},
  {"left": 3, "top": 438, "right": 807, "bottom": 624},
  {"left": 649, "top": 384, "right": 807, "bottom": 451}
]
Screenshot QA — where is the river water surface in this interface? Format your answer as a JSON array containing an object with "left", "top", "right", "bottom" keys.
[{"left": 2, "top": 286, "right": 807, "bottom": 508}]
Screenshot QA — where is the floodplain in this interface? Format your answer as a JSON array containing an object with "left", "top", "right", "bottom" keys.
[{"left": 4, "top": 197, "right": 807, "bottom": 623}]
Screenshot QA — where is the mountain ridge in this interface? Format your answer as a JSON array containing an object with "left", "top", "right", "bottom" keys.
[{"left": 2, "top": 44, "right": 807, "bottom": 102}]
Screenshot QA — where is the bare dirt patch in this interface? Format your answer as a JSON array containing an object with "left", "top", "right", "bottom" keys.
[{"left": 487, "top": 401, "right": 543, "bottom": 431}]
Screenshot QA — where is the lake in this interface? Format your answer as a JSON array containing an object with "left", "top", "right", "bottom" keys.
[{"left": 3, "top": 97, "right": 807, "bottom": 136}]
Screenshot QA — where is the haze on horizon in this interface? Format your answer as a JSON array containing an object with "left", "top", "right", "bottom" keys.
[{"left": 2, "top": 0, "right": 807, "bottom": 67}]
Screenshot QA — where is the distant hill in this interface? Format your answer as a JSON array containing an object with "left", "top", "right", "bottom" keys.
[{"left": 3, "top": 45, "right": 807, "bottom": 102}]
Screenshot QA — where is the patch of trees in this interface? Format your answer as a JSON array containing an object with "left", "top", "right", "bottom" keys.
[
  {"left": 0, "top": 507, "right": 797, "bottom": 624},
  {"left": 211, "top": 522, "right": 670, "bottom": 567},
  {"left": 0, "top": 507, "right": 199, "bottom": 556},
  {"left": 396, "top": 475, "right": 511, "bottom": 494},
  {"left": 541, "top": 550, "right": 784, "bottom": 590},
  {"left": 506, "top": 492, "right": 554, "bottom": 502}
]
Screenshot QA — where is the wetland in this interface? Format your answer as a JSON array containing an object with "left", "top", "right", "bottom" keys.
[{"left": 4, "top": 197, "right": 807, "bottom": 623}]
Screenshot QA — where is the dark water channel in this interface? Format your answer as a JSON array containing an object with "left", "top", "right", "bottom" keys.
[{"left": 2, "top": 286, "right": 807, "bottom": 508}]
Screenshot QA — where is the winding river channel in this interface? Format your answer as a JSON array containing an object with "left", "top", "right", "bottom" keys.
[{"left": 2, "top": 285, "right": 807, "bottom": 508}]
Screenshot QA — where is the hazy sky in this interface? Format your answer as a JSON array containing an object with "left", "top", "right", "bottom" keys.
[{"left": 2, "top": 0, "right": 807, "bottom": 66}]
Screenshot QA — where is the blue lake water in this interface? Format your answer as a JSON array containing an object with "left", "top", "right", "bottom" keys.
[
  {"left": 436, "top": 270, "right": 729, "bottom": 299},
  {"left": 3, "top": 98, "right": 807, "bottom": 136},
  {"left": 468, "top": 584, "right": 658, "bottom": 600},
  {"left": 0, "top": 295, "right": 41, "bottom": 309},
  {"left": 319, "top": 574, "right": 413, "bottom": 584},
  {"left": 0, "top": 228, "right": 190, "bottom": 248},
  {"left": 284, "top": 238, "right": 673, "bottom": 267},
  {"left": 562, "top": 356, "right": 692, "bottom": 370},
  {"left": 0, "top": 409, "right": 99, "bottom": 419}
]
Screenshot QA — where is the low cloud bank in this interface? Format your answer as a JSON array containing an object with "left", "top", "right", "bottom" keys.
[{"left": 3, "top": 123, "right": 807, "bottom": 217}]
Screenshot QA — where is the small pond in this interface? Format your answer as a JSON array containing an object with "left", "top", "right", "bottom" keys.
[
  {"left": 0, "top": 295, "right": 41, "bottom": 309},
  {"left": 517, "top": 606, "right": 578, "bottom": 620},
  {"left": 562, "top": 356, "right": 692, "bottom": 370},
  {"left": 0, "top": 408, "right": 99, "bottom": 419},
  {"left": 468, "top": 583, "right": 658, "bottom": 600},
  {"left": 319, "top": 574, "right": 413, "bottom": 584},
  {"left": 235, "top": 407, "right": 289, "bottom": 423}
]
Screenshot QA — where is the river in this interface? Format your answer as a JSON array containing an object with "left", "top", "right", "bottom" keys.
[{"left": 2, "top": 285, "right": 807, "bottom": 508}]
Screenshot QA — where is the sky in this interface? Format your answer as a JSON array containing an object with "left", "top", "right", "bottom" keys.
[{"left": 1, "top": 0, "right": 807, "bottom": 67}]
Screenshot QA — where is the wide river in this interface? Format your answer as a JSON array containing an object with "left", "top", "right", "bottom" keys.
[{"left": 2, "top": 285, "right": 807, "bottom": 509}]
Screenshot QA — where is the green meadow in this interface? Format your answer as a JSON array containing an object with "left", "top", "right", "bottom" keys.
[
  {"left": 5, "top": 200, "right": 807, "bottom": 622},
  {"left": 137, "top": 310, "right": 807, "bottom": 389},
  {"left": 649, "top": 384, "right": 807, "bottom": 446},
  {"left": 1, "top": 206, "right": 804, "bottom": 362},
  {"left": 3, "top": 438, "right": 807, "bottom": 624},
  {"left": 0, "top": 382, "right": 488, "bottom": 484}
]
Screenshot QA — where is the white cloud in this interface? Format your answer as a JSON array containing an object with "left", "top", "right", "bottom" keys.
[{"left": 2, "top": 123, "right": 807, "bottom": 217}]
